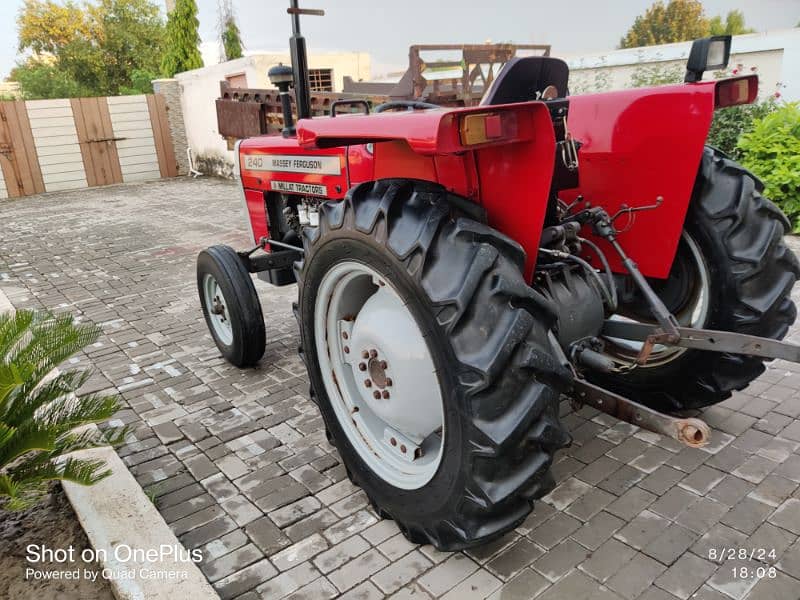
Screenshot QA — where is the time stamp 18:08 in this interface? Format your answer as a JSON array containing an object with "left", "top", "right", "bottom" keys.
[{"left": 707, "top": 548, "right": 779, "bottom": 580}]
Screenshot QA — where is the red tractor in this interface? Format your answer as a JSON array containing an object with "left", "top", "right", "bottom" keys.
[{"left": 197, "top": 2, "right": 800, "bottom": 550}]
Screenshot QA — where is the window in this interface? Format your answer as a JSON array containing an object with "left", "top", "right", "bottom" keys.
[{"left": 308, "top": 68, "right": 333, "bottom": 92}]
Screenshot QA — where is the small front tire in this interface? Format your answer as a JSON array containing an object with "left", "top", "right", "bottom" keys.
[{"left": 197, "top": 245, "right": 266, "bottom": 367}]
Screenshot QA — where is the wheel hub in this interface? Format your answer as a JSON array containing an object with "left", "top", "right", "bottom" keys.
[{"left": 367, "top": 354, "right": 390, "bottom": 389}]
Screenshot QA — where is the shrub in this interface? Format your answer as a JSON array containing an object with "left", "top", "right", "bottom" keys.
[
  {"left": 707, "top": 100, "right": 777, "bottom": 160},
  {"left": 0, "top": 310, "right": 124, "bottom": 510},
  {"left": 737, "top": 103, "right": 800, "bottom": 231}
]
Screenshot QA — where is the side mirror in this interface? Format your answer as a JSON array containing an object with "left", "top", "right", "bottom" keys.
[{"left": 685, "top": 35, "right": 732, "bottom": 83}]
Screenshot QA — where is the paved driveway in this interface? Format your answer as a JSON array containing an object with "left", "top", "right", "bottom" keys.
[{"left": 2, "top": 178, "right": 800, "bottom": 600}]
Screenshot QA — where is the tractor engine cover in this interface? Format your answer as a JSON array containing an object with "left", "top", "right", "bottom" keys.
[{"left": 535, "top": 265, "right": 605, "bottom": 350}]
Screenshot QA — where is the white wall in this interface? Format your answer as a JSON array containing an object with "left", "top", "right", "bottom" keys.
[
  {"left": 563, "top": 28, "right": 800, "bottom": 101},
  {"left": 175, "top": 51, "right": 371, "bottom": 170}
]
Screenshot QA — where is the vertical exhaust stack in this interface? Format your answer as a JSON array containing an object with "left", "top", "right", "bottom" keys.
[{"left": 287, "top": 0, "right": 324, "bottom": 122}]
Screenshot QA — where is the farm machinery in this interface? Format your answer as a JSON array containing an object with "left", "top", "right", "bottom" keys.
[{"left": 197, "top": 1, "right": 800, "bottom": 550}]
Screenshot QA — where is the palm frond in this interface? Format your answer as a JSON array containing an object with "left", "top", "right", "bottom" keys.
[
  {"left": 39, "top": 393, "right": 120, "bottom": 433},
  {"left": 12, "top": 456, "right": 111, "bottom": 486},
  {"left": 9, "top": 313, "right": 100, "bottom": 398},
  {"left": 0, "top": 363, "right": 24, "bottom": 408},
  {"left": 0, "top": 310, "right": 36, "bottom": 360},
  {"left": 0, "top": 309, "right": 123, "bottom": 511},
  {"left": 2, "top": 370, "right": 91, "bottom": 427},
  {"left": 0, "top": 421, "right": 58, "bottom": 465}
]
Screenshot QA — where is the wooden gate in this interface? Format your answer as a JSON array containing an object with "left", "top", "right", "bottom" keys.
[
  {"left": 71, "top": 97, "right": 123, "bottom": 187},
  {"left": 0, "top": 101, "right": 45, "bottom": 197}
]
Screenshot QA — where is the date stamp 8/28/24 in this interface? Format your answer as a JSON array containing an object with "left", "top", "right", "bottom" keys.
[{"left": 707, "top": 548, "right": 779, "bottom": 580}]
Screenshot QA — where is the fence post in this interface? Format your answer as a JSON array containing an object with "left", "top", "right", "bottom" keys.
[{"left": 152, "top": 78, "right": 189, "bottom": 176}]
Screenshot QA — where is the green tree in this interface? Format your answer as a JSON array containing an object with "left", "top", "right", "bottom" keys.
[
  {"left": 0, "top": 310, "right": 125, "bottom": 511},
  {"left": 14, "top": 0, "right": 164, "bottom": 98},
  {"left": 219, "top": 0, "right": 243, "bottom": 61},
  {"left": 222, "top": 18, "right": 243, "bottom": 61},
  {"left": 709, "top": 10, "right": 755, "bottom": 35},
  {"left": 620, "top": 0, "right": 709, "bottom": 49},
  {"left": 161, "top": 0, "right": 203, "bottom": 76}
]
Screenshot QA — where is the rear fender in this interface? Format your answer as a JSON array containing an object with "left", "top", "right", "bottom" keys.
[
  {"left": 563, "top": 80, "right": 724, "bottom": 278},
  {"left": 299, "top": 103, "right": 557, "bottom": 279}
]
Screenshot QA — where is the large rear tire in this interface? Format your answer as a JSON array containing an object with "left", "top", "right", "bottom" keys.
[
  {"left": 598, "top": 147, "right": 799, "bottom": 412},
  {"left": 294, "top": 179, "right": 571, "bottom": 551}
]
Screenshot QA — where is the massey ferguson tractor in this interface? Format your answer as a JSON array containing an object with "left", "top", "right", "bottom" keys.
[{"left": 197, "top": 2, "right": 800, "bottom": 550}]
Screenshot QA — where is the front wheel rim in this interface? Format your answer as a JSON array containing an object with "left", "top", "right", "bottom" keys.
[
  {"left": 313, "top": 261, "right": 445, "bottom": 490},
  {"left": 203, "top": 274, "right": 234, "bottom": 346}
]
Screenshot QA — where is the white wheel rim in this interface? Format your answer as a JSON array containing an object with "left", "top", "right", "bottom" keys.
[
  {"left": 203, "top": 274, "right": 234, "bottom": 346},
  {"left": 314, "top": 261, "right": 445, "bottom": 490},
  {"left": 605, "top": 231, "right": 711, "bottom": 367}
]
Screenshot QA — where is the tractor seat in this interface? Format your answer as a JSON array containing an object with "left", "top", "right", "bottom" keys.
[{"left": 480, "top": 56, "right": 570, "bottom": 106}]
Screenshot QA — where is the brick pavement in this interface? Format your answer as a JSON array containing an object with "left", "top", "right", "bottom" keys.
[{"left": 2, "top": 177, "right": 800, "bottom": 600}]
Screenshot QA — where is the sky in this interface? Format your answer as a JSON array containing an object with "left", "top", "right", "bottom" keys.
[{"left": 1, "top": 0, "right": 799, "bottom": 80}]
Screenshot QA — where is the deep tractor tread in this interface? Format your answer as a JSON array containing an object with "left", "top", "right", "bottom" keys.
[
  {"left": 598, "top": 147, "right": 799, "bottom": 411},
  {"left": 294, "top": 179, "right": 571, "bottom": 550},
  {"left": 197, "top": 245, "right": 266, "bottom": 367}
]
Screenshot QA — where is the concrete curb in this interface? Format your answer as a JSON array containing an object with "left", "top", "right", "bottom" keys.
[{"left": 0, "top": 288, "right": 220, "bottom": 600}]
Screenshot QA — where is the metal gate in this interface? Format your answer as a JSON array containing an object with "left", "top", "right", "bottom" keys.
[
  {"left": 71, "top": 97, "right": 123, "bottom": 187},
  {"left": 0, "top": 101, "right": 45, "bottom": 197}
]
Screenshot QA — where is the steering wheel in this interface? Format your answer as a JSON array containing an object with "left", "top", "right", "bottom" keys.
[{"left": 374, "top": 101, "right": 440, "bottom": 113}]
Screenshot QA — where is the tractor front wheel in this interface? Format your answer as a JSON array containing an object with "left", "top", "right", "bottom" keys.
[
  {"left": 197, "top": 245, "right": 266, "bottom": 367},
  {"left": 598, "top": 146, "right": 800, "bottom": 412},
  {"left": 295, "top": 180, "right": 571, "bottom": 550}
]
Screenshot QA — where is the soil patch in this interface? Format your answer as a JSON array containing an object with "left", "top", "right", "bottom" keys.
[{"left": 0, "top": 484, "right": 114, "bottom": 600}]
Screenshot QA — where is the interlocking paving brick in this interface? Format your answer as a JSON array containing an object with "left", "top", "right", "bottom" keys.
[
  {"left": 253, "top": 561, "right": 319, "bottom": 599},
  {"left": 270, "top": 533, "right": 330, "bottom": 572},
  {"left": 371, "top": 550, "right": 433, "bottom": 594},
  {"left": 606, "top": 552, "right": 666, "bottom": 600},
  {"left": 246, "top": 515, "right": 291, "bottom": 555},
  {"left": 4, "top": 180, "right": 800, "bottom": 599},
  {"left": 201, "top": 543, "right": 262, "bottom": 583},
  {"left": 314, "top": 535, "right": 371, "bottom": 574},
  {"left": 418, "top": 554, "right": 479, "bottom": 596},
  {"left": 485, "top": 537, "right": 544, "bottom": 580},
  {"left": 768, "top": 497, "right": 800, "bottom": 535},
  {"left": 654, "top": 553, "right": 716, "bottom": 599},
  {"left": 439, "top": 568, "right": 502, "bottom": 600},
  {"left": 212, "top": 558, "right": 277, "bottom": 599},
  {"left": 571, "top": 510, "right": 625, "bottom": 550},
  {"left": 328, "top": 548, "right": 390, "bottom": 592},
  {"left": 486, "top": 567, "right": 550, "bottom": 600}
]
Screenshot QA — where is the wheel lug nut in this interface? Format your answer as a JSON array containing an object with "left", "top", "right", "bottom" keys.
[
  {"left": 400, "top": 444, "right": 407, "bottom": 453},
  {"left": 385, "top": 378, "right": 392, "bottom": 387},
  {"left": 390, "top": 437, "right": 397, "bottom": 446},
  {"left": 373, "top": 390, "right": 381, "bottom": 400},
  {"left": 369, "top": 349, "right": 378, "bottom": 358},
  {"left": 343, "top": 346, "right": 350, "bottom": 354},
  {"left": 342, "top": 331, "right": 349, "bottom": 340},
  {"left": 364, "top": 380, "right": 372, "bottom": 388},
  {"left": 358, "top": 362, "right": 367, "bottom": 371},
  {"left": 382, "top": 390, "right": 390, "bottom": 399},
  {"left": 380, "top": 360, "right": 387, "bottom": 369}
]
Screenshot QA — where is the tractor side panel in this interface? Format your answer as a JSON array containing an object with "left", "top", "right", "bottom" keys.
[
  {"left": 239, "top": 136, "right": 348, "bottom": 245},
  {"left": 564, "top": 83, "right": 717, "bottom": 279}
]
